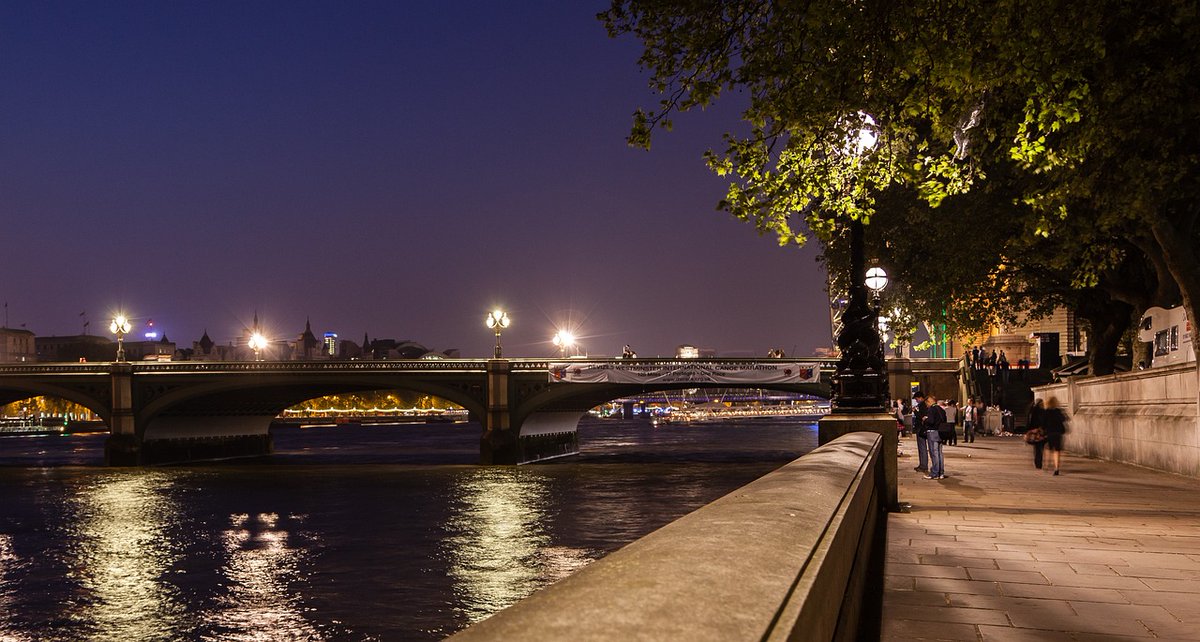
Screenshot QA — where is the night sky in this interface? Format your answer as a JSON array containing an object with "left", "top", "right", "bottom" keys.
[{"left": 1, "top": 2, "right": 830, "bottom": 359}]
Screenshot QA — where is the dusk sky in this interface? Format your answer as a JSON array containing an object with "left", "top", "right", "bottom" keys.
[{"left": 2, "top": 2, "right": 830, "bottom": 359}]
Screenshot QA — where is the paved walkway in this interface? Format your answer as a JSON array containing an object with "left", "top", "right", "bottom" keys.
[{"left": 883, "top": 434, "right": 1200, "bottom": 641}]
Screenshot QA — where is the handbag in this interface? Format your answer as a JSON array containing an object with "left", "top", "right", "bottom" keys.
[{"left": 1024, "top": 427, "right": 1046, "bottom": 444}]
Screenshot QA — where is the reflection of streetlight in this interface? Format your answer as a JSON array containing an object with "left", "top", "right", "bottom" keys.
[
  {"left": 248, "top": 332, "right": 268, "bottom": 361},
  {"left": 109, "top": 315, "right": 131, "bottom": 362},
  {"left": 485, "top": 310, "right": 510, "bottom": 359},
  {"left": 551, "top": 330, "right": 576, "bottom": 358}
]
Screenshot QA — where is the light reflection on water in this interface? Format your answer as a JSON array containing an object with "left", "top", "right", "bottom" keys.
[
  {"left": 0, "top": 418, "right": 816, "bottom": 639},
  {"left": 0, "top": 533, "right": 32, "bottom": 642},
  {"left": 444, "top": 468, "right": 597, "bottom": 624},
  {"left": 68, "top": 472, "right": 188, "bottom": 642},
  {"left": 203, "top": 512, "right": 322, "bottom": 641}
]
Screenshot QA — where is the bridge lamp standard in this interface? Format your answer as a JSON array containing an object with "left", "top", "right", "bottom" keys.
[
  {"left": 486, "top": 310, "right": 510, "bottom": 359},
  {"left": 248, "top": 332, "right": 269, "bottom": 361},
  {"left": 552, "top": 330, "right": 576, "bottom": 358},
  {"left": 109, "top": 315, "right": 131, "bottom": 362}
]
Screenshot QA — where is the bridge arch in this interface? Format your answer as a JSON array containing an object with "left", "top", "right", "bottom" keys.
[
  {"left": 0, "top": 382, "right": 112, "bottom": 424},
  {"left": 496, "top": 360, "right": 835, "bottom": 463},
  {"left": 137, "top": 374, "right": 485, "bottom": 433},
  {"left": 131, "top": 369, "right": 487, "bottom": 462}
]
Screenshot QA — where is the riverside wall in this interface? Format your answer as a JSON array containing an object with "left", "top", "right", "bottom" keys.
[
  {"left": 449, "top": 432, "right": 888, "bottom": 642},
  {"left": 1034, "top": 362, "right": 1200, "bottom": 477}
]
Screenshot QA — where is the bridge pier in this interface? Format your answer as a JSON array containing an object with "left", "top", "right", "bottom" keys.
[
  {"left": 105, "top": 363, "right": 140, "bottom": 466},
  {"left": 140, "top": 416, "right": 275, "bottom": 464},
  {"left": 480, "top": 359, "right": 518, "bottom": 464}
]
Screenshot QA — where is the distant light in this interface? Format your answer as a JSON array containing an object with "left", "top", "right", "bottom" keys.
[{"left": 144, "top": 332, "right": 158, "bottom": 339}]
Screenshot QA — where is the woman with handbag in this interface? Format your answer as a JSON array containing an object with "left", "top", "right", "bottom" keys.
[{"left": 1025, "top": 399, "right": 1046, "bottom": 469}]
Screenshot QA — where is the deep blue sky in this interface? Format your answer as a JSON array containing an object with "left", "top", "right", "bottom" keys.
[{"left": 1, "top": 2, "right": 830, "bottom": 358}]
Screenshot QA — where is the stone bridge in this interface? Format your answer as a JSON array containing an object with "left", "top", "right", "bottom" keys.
[{"left": 0, "top": 358, "right": 837, "bottom": 465}]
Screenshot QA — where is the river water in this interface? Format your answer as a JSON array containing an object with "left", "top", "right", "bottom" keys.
[{"left": 0, "top": 416, "right": 818, "bottom": 641}]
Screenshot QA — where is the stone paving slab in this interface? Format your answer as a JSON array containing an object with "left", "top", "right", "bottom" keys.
[{"left": 883, "top": 434, "right": 1200, "bottom": 641}]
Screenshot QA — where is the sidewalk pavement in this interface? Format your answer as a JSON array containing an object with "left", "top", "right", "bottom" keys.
[{"left": 883, "top": 433, "right": 1200, "bottom": 641}]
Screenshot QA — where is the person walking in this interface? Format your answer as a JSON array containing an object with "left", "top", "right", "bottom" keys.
[
  {"left": 962, "top": 397, "right": 976, "bottom": 443},
  {"left": 1043, "top": 396, "right": 1069, "bottom": 475},
  {"left": 1026, "top": 399, "right": 1046, "bottom": 469},
  {"left": 912, "top": 391, "right": 929, "bottom": 474},
  {"left": 923, "top": 393, "right": 947, "bottom": 480}
]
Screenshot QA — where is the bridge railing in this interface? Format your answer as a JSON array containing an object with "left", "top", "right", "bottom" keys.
[
  {"left": 0, "top": 358, "right": 839, "bottom": 376},
  {"left": 0, "top": 360, "right": 493, "bottom": 374},
  {"left": 129, "top": 360, "right": 493, "bottom": 373},
  {"left": 0, "top": 363, "right": 114, "bottom": 374},
  {"left": 508, "top": 357, "right": 840, "bottom": 372}
]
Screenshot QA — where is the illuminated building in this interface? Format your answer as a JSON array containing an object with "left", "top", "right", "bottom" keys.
[{"left": 0, "top": 327, "right": 36, "bottom": 362}]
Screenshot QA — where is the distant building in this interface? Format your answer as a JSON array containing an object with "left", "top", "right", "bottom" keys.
[
  {"left": 36, "top": 335, "right": 114, "bottom": 362},
  {"left": 123, "top": 335, "right": 177, "bottom": 361},
  {"left": 0, "top": 327, "right": 36, "bottom": 362},
  {"left": 676, "top": 345, "right": 716, "bottom": 358},
  {"left": 323, "top": 332, "right": 337, "bottom": 357},
  {"left": 292, "top": 319, "right": 323, "bottom": 360}
]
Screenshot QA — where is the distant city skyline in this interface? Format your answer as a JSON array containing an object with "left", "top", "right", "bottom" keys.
[{"left": 1, "top": 3, "right": 832, "bottom": 358}]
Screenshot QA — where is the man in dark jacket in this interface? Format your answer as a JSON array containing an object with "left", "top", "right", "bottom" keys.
[
  {"left": 924, "top": 394, "right": 948, "bottom": 480},
  {"left": 912, "top": 391, "right": 929, "bottom": 473}
]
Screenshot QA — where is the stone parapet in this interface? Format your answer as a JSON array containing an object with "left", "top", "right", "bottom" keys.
[
  {"left": 449, "top": 433, "right": 887, "bottom": 642},
  {"left": 1034, "top": 362, "right": 1200, "bottom": 477}
]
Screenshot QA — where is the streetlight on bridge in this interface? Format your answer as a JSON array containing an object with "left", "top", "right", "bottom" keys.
[
  {"left": 552, "top": 329, "right": 576, "bottom": 358},
  {"left": 248, "top": 332, "right": 268, "bottom": 361},
  {"left": 486, "top": 309, "right": 510, "bottom": 358},
  {"left": 109, "top": 315, "right": 131, "bottom": 362}
]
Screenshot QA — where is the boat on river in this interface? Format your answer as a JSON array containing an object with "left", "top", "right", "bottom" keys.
[{"left": 0, "top": 416, "right": 68, "bottom": 436}]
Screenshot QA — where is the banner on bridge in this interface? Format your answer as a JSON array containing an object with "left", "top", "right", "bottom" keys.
[{"left": 548, "top": 362, "right": 820, "bottom": 385}]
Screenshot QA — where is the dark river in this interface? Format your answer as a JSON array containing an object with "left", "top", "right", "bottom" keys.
[{"left": 0, "top": 416, "right": 818, "bottom": 641}]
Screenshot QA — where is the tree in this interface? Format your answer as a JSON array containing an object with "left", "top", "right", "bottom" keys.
[{"left": 602, "top": 0, "right": 1200, "bottom": 364}]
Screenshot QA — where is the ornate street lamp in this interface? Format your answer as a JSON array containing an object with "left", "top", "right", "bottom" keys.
[
  {"left": 552, "top": 330, "right": 576, "bottom": 358},
  {"left": 109, "top": 315, "right": 131, "bottom": 362},
  {"left": 865, "top": 266, "right": 889, "bottom": 295},
  {"left": 831, "top": 115, "right": 890, "bottom": 412},
  {"left": 486, "top": 309, "right": 510, "bottom": 358},
  {"left": 248, "top": 332, "right": 268, "bottom": 361}
]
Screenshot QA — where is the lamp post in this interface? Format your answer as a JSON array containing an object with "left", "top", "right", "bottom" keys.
[
  {"left": 248, "top": 332, "right": 268, "bottom": 361},
  {"left": 486, "top": 310, "right": 510, "bottom": 358},
  {"left": 830, "top": 114, "right": 889, "bottom": 412},
  {"left": 109, "top": 315, "right": 131, "bottom": 362},
  {"left": 552, "top": 330, "right": 576, "bottom": 358},
  {"left": 867, "top": 265, "right": 890, "bottom": 356}
]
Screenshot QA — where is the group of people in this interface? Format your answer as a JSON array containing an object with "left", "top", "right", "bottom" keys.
[
  {"left": 898, "top": 392, "right": 1002, "bottom": 480},
  {"left": 897, "top": 390, "right": 1071, "bottom": 481},
  {"left": 903, "top": 391, "right": 956, "bottom": 479},
  {"left": 1023, "top": 397, "right": 1069, "bottom": 475},
  {"left": 894, "top": 395, "right": 987, "bottom": 443},
  {"left": 967, "top": 346, "right": 1033, "bottom": 382}
]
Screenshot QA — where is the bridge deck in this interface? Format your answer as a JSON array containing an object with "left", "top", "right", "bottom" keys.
[{"left": 883, "top": 433, "right": 1200, "bottom": 640}]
